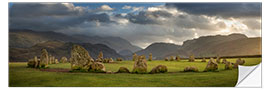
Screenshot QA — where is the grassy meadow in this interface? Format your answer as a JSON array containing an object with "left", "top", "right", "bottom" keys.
[{"left": 9, "top": 58, "right": 261, "bottom": 87}]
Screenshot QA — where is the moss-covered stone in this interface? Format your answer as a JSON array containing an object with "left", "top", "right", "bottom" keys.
[
  {"left": 184, "top": 66, "right": 199, "bottom": 72},
  {"left": 225, "top": 61, "right": 233, "bottom": 70},
  {"left": 70, "top": 45, "right": 94, "bottom": 71},
  {"left": 132, "top": 56, "right": 147, "bottom": 74},
  {"left": 189, "top": 55, "right": 195, "bottom": 62},
  {"left": 201, "top": 58, "right": 206, "bottom": 62},
  {"left": 40, "top": 49, "right": 49, "bottom": 68},
  {"left": 233, "top": 58, "right": 245, "bottom": 68},
  {"left": 117, "top": 67, "right": 130, "bottom": 73},
  {"left": 60, "top": 57, "right": 68, "bottom": 63},
  {"left": 89, "top": 62, "right": 106, "bottom": 73},
  {"left": 204, "top": 58, "right": 218, "bottom": 72},
  {"left": 165, "top": 57, "right": 169, "bottom": 61},
  {"left": 222, "top": 58, "right": 227, "bottom": 64},
  {"left": 150, "top": 65, "right": 168, "bottom": 74}
]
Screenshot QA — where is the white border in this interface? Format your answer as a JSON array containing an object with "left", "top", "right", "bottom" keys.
[{"left": 2, "top": 0, "right": 268, "bottom": 90}]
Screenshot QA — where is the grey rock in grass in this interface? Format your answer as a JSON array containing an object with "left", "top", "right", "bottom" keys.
[
  {"left": 117, "top": 67, "right": 130, "bottom": 73},
  {"left": 184, "top": 66, "right": 199, "bottom": 72},
  {"left": 70, "top": 45, "right": 94, "bottom": 71},
  {"left": 89, "top": 62, "right": 106, "bottom": 72},
  {"left": 225, "top": 61, "right": 233, "bottom": 70},
  {"left": 201, "top": 58, "right": 206, "bottom": 62},
  {"left": 150, "top": 65, "right": 168, "bottom": 74},
  {"left": 204, "top": 58, "right": 218, "bottom": 72},
  {"left": 60, "top": 57, "right": 68, "bottom": 63},
  {"left": 189, "top": 55, "right": 195, "bottom": 62},
  {"left": 40, "top": 49, "right": 49, "bottom": 68},
  {"left": 132, "top": 55, "right": 147, "bottom": 74}
]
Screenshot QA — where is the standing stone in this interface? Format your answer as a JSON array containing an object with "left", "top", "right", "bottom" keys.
[
  {"left": 184, "top": 66, "right": 199, "bottom": 72},
  {"left": 109, "top": 58, "right": 114, "bottom": 63},
  {"left": 216, "top": 55, "right": 221, "bottom": 63},
  {"left": 132, "top": 56, "right": 147, "bottom": 74},
  {"left": 40, "top": 49, "right": 49, "bottom": 68},
  {"left": 204, "top": 58, "right": 218, "bottom": 72},
  {"left": 55, "top": 59, "right": 59, "bottom": 64},
  {"left": 222, "top": 58, "right": 227, "bottom": 64},
  {"left": 150, "top": 65, "right": 168, "bottom": 74},
  {"left": 233, "top": 58, "right": 245, "bottom": 68},
  {"left": 165, "top": 57, "right": 169, "bottom": 61},
  {"left": 70, "top": 45, "right": 94, "bottom": 71},
  {"left": 34, "top": 56, "right": 40, "bottom": 68},
  {"left": 169, "top": 56, "right": 174, "bottom": 61},
  {"left": 117, "top": 58, "right": 123, "bottom": 61},
  {"left": 201, "top": 58, "right": 206, "bottom": 62},
  {"left": 60, "top": 57, "right": 68, "bottom": 63},
  {"left": 52, "top": 56, "right": 56, "bottom": 64},
  {"left": 103, "top": 58, "right": 109, "bottom": 63},
  {"left": 48, "top": 55, "right": 52, "bottom": 64},
  {"left": 189, "top": 55, "right": 195, "bottom": 62},
  {"left": 98, "top": 51, "right": 103, "bottom": 60},
  {"left": 89, "top": 62, "right": 106, "bottom": 72},
  {"left": 117, "top": 67, "right": 130, "bottom": 73},
  {"left": 148, "top": 53, "right": 152, "bottom": 61},
  {"left": 27, "top": 59, "right": 35, "bottom": 68},
  {"left": 132, "top": 53, "right": 137, "bottom": 61},
  {"left": 225, "top": 61, "right": 233, "bottom": 70},
  {"left": 175, "top": 55, "right": 181, "bottom": 61}
]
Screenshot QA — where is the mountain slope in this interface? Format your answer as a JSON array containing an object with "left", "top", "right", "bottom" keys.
[
  {"left": 9, "top": 40, "right": 123, "bottom": 62},
  {"left": 135, "top": 43, "right": 181, "bottom": 59},
  {"left": 135, "top": 34, "right": 261, "bottom": 59},
  {"left": 9, "top": 29, "right": 142, "bottom": 53},
  {"left": 72, "top": 35, "right": 142, "bottom": 53}
]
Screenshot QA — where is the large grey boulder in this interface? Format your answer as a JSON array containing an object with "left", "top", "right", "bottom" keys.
[
  {"left": 204, "top": 58, "right": 218, "bottom": 72},
  {"left": 132, "top": 56, "right": 147, "bottom": 74},
  {"left": 70, "top": 45, "right": 94, "bottom": 71},
  {"left": 40, "top": 49, "right": 49, "bottom": 68}
]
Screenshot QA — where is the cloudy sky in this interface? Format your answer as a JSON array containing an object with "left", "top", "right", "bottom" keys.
[{"left": 9, "top": 3, "right": 261, "bottom": 48}]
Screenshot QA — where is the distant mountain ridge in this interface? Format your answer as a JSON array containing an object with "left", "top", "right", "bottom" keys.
[
  {"left": 9, "top": 29, "right": 142, "bottom": 53},
  {"left": 9, "top": 40, "right": 123, "bottom": 62},
  {"left": 135, "top": 33, "right": 261, "bottom": 59}
]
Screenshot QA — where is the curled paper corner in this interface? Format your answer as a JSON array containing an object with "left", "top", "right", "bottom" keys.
[{"left": 235, "top": 63, "right": 261, "bottom": 87}]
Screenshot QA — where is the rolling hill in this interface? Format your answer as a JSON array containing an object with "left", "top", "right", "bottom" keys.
[
  {"left": 9, "top": 29, "right": 142, "bottom": 53},
  {"left": 9, "top": 40, "right": 123, "bottom": 62},
  {"left": 135, "top": 33, "right": 261, "bottom": 59}
]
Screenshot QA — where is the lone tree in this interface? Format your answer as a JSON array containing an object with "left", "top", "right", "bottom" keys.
[
  {"left": 132, "top": 53, "right": 137, "bottom": 61},
  {"left": 148, "top": 53, "right": 152, "bottom": 61}
]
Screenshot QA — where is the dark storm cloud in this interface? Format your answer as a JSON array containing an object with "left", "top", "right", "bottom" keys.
[
  {"left": 123, "top": 10, "right": 172, "bottom": 25},
  {"left": 125, "top": 11, "right": 161, "bottom": 24},
  {"left": 165, "top": 3, "right": 261, "bottom": 18},
  {"left": 9, "top": 3, "right": 85, "bottom": 17},
  {"left": 9, "top": 3, "right": 113, "bottom": 31}
]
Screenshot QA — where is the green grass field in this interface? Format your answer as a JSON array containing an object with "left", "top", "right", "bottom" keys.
[{"left": 9, "top": 58, "right": 261, "bottom": 87}]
